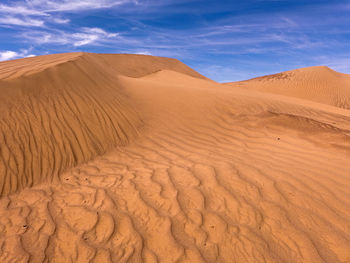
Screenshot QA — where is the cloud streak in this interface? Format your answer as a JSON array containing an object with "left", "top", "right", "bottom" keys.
[
  {"left": 21, "top": 27, "right": 119, "bottom": 47},
  {"left": 0, "top": 0, "right": 135, "bottom": 14},
  {"left": 0, "top": 16, "right": 44, "bottom": 27}
]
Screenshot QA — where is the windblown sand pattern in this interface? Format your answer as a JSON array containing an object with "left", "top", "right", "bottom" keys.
[{"left": 0, "top": 53, "right": 349, "bottom": 263}]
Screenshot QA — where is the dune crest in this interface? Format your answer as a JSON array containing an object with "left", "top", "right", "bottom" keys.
[{"left": 0, "top": 54, "right": 350, "bottom": 263}]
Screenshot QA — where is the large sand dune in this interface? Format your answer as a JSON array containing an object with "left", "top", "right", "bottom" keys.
[
  {"left": 0, "top": 53, "right": 349, "bottom": 263},
  {"left": 0, "top": 53, "right": 144, "bottom": 196}
]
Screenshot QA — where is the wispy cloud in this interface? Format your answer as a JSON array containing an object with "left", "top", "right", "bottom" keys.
[
  {"left": 72, "top": 28, "right": 119, "bottom": 46},
  {"left": 21, "top": 27, "right": 119, "bottom": 47},
  {"left": 52, "top": 17, "right": 70, "bottom": 24},
  {"left": 0, "top": 0, "right": 136, "bottom": 14},
  {"left": 0, "top": 3, "right": 48, "bottom": 16},
  {"left": 0, "top": 16, "right": 44, "bottom": 27},
  {"left": 0, "top": 0, "right": 138, "bottom": 30}
]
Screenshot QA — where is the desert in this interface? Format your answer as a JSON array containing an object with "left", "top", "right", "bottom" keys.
[{"left": 0, "top": 52, "right": 349, "bottom": 262}]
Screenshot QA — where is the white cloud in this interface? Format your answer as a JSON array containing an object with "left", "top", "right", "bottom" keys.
[
  {"left": 0, "top": 51, "right": 19, "bottom": 61},
  {"left": 0, "top": 49, "right": 35, "bottom": 62},
  {"left": 73, "top": 34, "right": 99, "bottom": 46}
]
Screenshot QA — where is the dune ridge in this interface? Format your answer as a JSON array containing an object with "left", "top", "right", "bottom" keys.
[{"left": 0, "top": 54, "right": 349, "bottom": 262}]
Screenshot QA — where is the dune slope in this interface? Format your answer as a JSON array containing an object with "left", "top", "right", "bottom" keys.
[
  {"left": 226, "top": 66, "right": 350, "bottom": 109},
  {"left": 0, "top": 53, "right": 143, "bottom": 196},
  {"left": 0, "top": 55, "right": 350, "bottom": 263}
]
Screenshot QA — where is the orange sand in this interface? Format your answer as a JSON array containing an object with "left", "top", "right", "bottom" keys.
[{"left": 0, "top": 53, "right": 349, "bottom": 263}]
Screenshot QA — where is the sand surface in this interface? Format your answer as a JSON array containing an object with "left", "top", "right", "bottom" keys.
[{"left": 0, "top": 53, "right": 349, "bottom": 263}]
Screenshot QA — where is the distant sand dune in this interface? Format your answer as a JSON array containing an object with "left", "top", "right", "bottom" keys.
[
  {"left": 0, "top": 54, "right": 349, "bottom": 262},
  {"left": 225, "top": 66, "right": 350, "bottom": 109}
]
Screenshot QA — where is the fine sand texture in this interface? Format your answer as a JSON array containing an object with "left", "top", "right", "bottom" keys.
[{"left": 0, "top": 53, "right": 350, "bottom": 263}]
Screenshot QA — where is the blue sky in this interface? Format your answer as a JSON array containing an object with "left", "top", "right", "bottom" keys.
[{"left": 0, "top": 0, "right": 350, "bottom": 82}]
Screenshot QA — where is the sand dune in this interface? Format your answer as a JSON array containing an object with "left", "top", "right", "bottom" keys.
[
  {"left": 0, "top": 53, "right": 143, "bottom": 196},
  {"left": 0, "top": 53, "right": 209, "bottom": 196},
  {"left": 225, "top": 66, "right": 350, "bottom": 109},
  {"left": 0, "top": 53, "right": 350, "bottom": 263}
]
